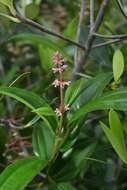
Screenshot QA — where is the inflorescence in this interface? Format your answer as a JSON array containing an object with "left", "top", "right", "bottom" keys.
[{"left": 52, "top": 51, "right": 71, "bottom": 117}]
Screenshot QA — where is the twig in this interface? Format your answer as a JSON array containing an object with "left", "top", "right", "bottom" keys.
[
  {"left": 90, "top": 0, "right": 94, "bottom": 32},
  {"left": 13, "top": 2, "right": 86, "bottom": 51},
  {"left": 92, "top": 38, "right": 125, "bottom": 49},
  {"left": 93, "top": 32, "right": 127, "bottom": 40},
  {"left": 74, "top": 0, "right": 86, "bottom": 67},
  {"left": 72, "top": 0, "right": 109, "bottom": 81}
]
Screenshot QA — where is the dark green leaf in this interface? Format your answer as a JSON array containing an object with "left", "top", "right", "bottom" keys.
[
  {"left": 0, "top": 87, "right": 47, "bottom": 110},
  {"left": 65, "top": 79, "right": 82, "bottom": 105},
  {"left": 100, "top": 121, "right": 127, "bottom": 164},
  {"left": 0, "top": 156, "right": 47, "bottom": 190},
  {"left": 79, "top": 72, "right": 112, "bottom": 106},
  {"left": 32, "top": 122, "right": 55, "bottom": 160},
  {"left": 69, "top": 88, "right": 127, "bottom": 124},
  {"left": 54, "top": 144, "right": 96, "bottom": 181},
  {"left": 33, "top": 106, "right": 56, "bottom": 116},
  {"left": 109, "top": 109, "right": 125, "bottom": 150}
]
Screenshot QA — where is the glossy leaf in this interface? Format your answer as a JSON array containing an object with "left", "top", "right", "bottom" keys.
[
  {"left": 24, "top": 115, "right": 40, "bottom": 128},
  {"left": 100, "top": 121, "right": 127, "bottom": 164},
  {"left": 0, "top": 156, "right": 47, "bottom": 190},
  {"left": 32, "top": 122, "right": 55, "bottom": 160},
  {"left": 33, "top": 106, "right": 56, "bottom": 116},
  {"left": 65, "top": 79, "right": 82, "bottom": 105},
  {"left": 69, "top": 88, "right": 127, "bottom": 124},
  {"left": 65, "top": 72, "right": 112, "bottom": 108},
  {"left": 113, "top": 49, "right": 124, "bottom": 82},
  {"left": 109, "top": 109, "right": 125, "bottom": 150},
  {"left": 33, "top": 106, "right": 58, "bottom": 129},
  {"left": 79, "top": 72, "right": 112, "bottom": 106},
  {"left": 0, "top": 87, "right": 47, "bottom": 110}
]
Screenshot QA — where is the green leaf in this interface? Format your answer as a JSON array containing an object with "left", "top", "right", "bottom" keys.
[
  {"left": 69, "top": 88, "right": 127, "bottom": 124},
  {"left": 0, "top": 87, "right": 47, "bottom": 110},
  {"left": 33, "top": 106, "right": 58, "bottom": 130},
  {"left": 63, "top": 17, "right": 78, "bottom": 40},
  {"left": 79, "top": 72, "right": 113, "bottom": 106},
  {"left": 113, "top": 49, "right": 124, "bottom": 82},
  {"left": 33, "top": 106, "right": 56, "bottom": 116},
  {"left": 32, "top": 122, "right": 55, "bottom": 160},
  {"left": 0, "top": 0, "right": 16, "bottom": 16},
  {"left": 0, "top": 156, "right": 47, "bottom": 190},
  {"left": 65, "top": 72, "right": 112, "bottom": 111},
  {"left": 25, "top": 3, "right": 39, "bottom": 19},
  {"left": 24, "top": 115, "right": 40, "bottom": 128},
  {"left": 64, "top": 79, "right": 82, "bottom": 105},
  {"left": 54, "top": 144, "right": 96, "bottom": 181},
  {"left": 109, "top": 109, "right": 126, "bottom": 150},
  {"left": 38, "top": 45, "right": 54, "bottom": 71},
  {"left": 100, "top": 121, "right": 127, "bottom": 164}
]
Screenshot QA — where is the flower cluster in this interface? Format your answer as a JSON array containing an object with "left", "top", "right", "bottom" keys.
[
  {"left": 52, "top": 79, "right": 71, "bottom": 88},
  {"left": 55, "top": 104, "right": 70, "bottom": 117},
  {"left": 52, "top": 51, "right": 71, "bottom": 116}
]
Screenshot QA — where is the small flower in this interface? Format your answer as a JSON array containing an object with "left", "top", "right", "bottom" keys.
[
  {"left": 52, "top": 67, "right": 63, "bottom": 73},
  {"left": 60, "top": 81, "right": 71, "bottom": 88},
  {"left": 52, "top": 79, "right": 60, "bottom": 87},
  {"left": 64, "top": 104, "right": 70, "bottom": 111},
  {"left": 53, "top": 51, "right": 64, "bottom": 65},
  {"left": 52, "top": 80, "right": 71, "bottom": 88},
  {"left": 55, "top": 108, "right": 62, "bottom": 117},
  {"left": 52, "top": 65, "right": 68, "bottom": 73}
]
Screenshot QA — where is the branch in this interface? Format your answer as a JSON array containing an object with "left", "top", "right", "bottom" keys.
[
  {"left": 74, "top": 0, "right": 86, "bottom": 66},
  {"left": 72, "top": 0, "right": 109, "bottom": 81},
  {"left": 13, "top": 2, "right": 86, "bottom": 51},
  {"left": 116, "top": 0, "right": 127, "bottom": 19}
]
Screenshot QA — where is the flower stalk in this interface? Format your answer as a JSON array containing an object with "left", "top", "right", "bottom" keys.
[{"left": 52, "top": 51, "right": 70, "bottom": 120}]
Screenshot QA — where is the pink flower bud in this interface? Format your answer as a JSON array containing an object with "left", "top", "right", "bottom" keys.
[{"left": 53, "top": 51, "right": 64, "bottom": 65}]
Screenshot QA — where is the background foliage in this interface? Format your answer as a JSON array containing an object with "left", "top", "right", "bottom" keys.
[{"left": 0, "top": 0, "right": 127, "bottom": 190}]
